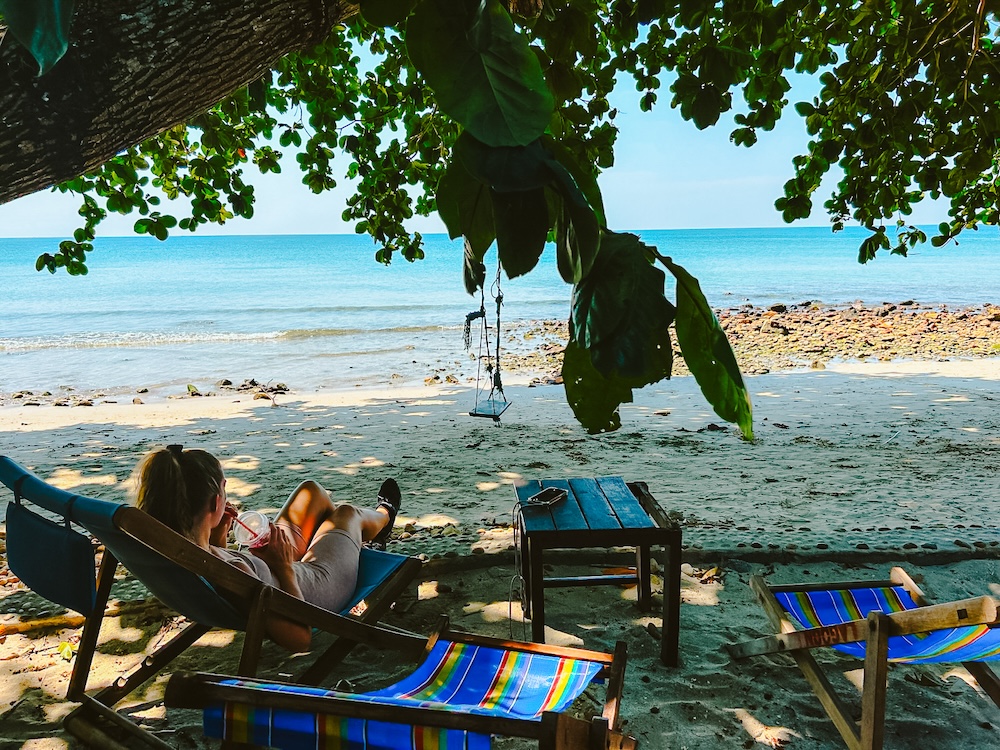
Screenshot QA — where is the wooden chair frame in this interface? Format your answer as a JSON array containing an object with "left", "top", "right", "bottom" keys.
[
  {"left": 166, "top": 618, "right": 637, "bottom": 750},
  {"left": 60, "top": 506, "right": 424, "bottom": 748},
  {"left": 0, "top": 452, "right": 423, "bottom": 750},
  {"left": 728, "top": 567, "right": 1000, "bottom": 750}
]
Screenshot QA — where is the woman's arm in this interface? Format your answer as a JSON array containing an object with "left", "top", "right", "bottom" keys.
[{"left": 249, "top": 524, "right": 312, "bottom": 652}]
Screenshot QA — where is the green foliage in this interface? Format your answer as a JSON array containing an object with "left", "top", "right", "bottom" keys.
[
  {"left": 664, "top": 257, "right": 754, "bottom": 441},
  {"left": 564, "top": 231, "right": 674, "bottom": 433},
  {"left": 406, "top": 0, "right": 553, "bottom": 147},
  {"left": 0, "top": 0, "right": 74, "bottom": 74},
  {"left": 17, "top": 0, "right": 1000, "bottom": 271}
]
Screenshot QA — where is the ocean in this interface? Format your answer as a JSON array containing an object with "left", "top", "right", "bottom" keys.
[{"left": 2, "top": 227, "right": 999, "bottom": 396}]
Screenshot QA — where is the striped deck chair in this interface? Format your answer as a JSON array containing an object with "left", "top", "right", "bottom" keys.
[
  {"left": 166, "top": 620, "right": 637, "bottom": 749},
  {"left": 0, "top": 455, "right": 424, "bottom": 749},
  {"left": 727, "top": 567, "right": 1000, "bottom": 750}
]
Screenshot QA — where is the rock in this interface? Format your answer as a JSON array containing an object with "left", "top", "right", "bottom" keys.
[
  {"left": 133, "top": 398, "right": 143, "bottom": 405},
  {"left": 810, "top": 359, "right": 826, "bottom": 369},
  {"left": 187, "top": 384, "right": 202, "bottom": 396},
  {"left": 136, "top": 387, "right": 149, "bottom": 393}
]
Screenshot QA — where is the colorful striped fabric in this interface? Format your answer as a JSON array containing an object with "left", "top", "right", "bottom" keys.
[
  {"left": 203, "top": 639, "right": 605, "bottom": 749},
  {"left": 774, "top": 585, "right": 1000, "bottom": 663}
]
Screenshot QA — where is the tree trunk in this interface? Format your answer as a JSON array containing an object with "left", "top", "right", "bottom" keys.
[{"left": 0, "top": 0, "right": 357, "bottom": 205}]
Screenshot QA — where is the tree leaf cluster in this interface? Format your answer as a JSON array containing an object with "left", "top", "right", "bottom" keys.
[
  {"left": 12, "top": 0, "right": 762, "bottom": 435},
  {"left": 11, "top": 1, "right": 1000, "bottom": 268}
]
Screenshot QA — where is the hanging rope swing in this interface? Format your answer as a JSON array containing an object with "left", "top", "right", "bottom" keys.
[{"left": 463, "top": 261, "right": 510, "bottom": 422}]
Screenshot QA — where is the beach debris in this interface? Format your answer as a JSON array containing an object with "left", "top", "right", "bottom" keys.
[
  {"left": 727, "top": 708, "right": 801, "bottom": 748},
  {"left": 186, "top": 384, "right": 203, "bottom": 396}
]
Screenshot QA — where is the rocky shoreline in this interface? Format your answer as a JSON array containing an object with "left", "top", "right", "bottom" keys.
[
  {"left": 3, "top": 302, "right": 998, "bottom": 404},
  {"left": 507, "top": 300, "right": 1000, "bottom": 382}
]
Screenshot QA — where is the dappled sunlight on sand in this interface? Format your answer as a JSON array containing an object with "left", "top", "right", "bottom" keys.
[
  {"left": 21, "top": 739, "right": 70, "bottom": 750},
  {"left": 414, "top": 513, "right": 461, "bottom": 527},
  {"left": 462, "top": 599, "right": 584, "bottom": 647},
  {"left": 221, "top": 455, "right": 259, "bottom": 472},
  {"left": 727, "top": 708, "right": 802, "bottom": 747},
  {"left": 943, "top": 666, "right": 986, "bottom": 696},
  {"left": 46, "top": 467, "right": 119, "bottom": 491},
  {"left": 418, "top": 581, "right": 440, "bottom": 601},
  {"left": 223, "top": 475, "right": 259, "bottom": 498}
]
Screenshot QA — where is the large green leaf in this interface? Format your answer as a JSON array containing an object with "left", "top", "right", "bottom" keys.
[
  {"left": 562, "top": 340, "right": 633, "bottom": 433},
  {"left": 436, "top": 157, "right": 495, "bottom": 260},
  {"left": 463, "top": 240, "right": 487, "bottom": 293},
  {"left": 571, "top": 231, "right": 673, "bottom": 381},
  {"left": 454, "top": 132, "right": 549, "bottom": 192},
  {"left": 492, "top": 187, "right": 547, "bottom": 278},
  {"left": 540, "top": 135, "right": 607, "bottom": 227},
  {"left": 665, "top": 258, "right": 754, "bottom": 440},
  {"left": 552, "top": 182, "right": 600, "bottom": 284},
  {"left": 0, "top": 0, "right": 75, "bottom": 75},
  {"left": 406, "top": 0, "right": 555, "bottom": 146},
  {"left": 360, "top": 0, "right": 417, "bottom": 27}
]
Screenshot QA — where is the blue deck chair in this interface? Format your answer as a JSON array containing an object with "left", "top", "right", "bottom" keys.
[
  {"left": 0, "top": 455, "right": 423, "bottom": 749},
  {"left": 166, "top": 618, "right": 637, "bottom": 750},
  {"left": 728, "top": 567, "right": 1000, "bottom": 750}
]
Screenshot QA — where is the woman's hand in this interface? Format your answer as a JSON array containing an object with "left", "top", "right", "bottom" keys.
[
  {"left": 250, "top": 523, "right": 298, "bottom": 571},
  {"left": 209, "top": 501, "right": 238, "bottom": 547}
]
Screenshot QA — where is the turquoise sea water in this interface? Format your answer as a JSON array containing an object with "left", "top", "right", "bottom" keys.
[{"left": 1, "top": 227, "right": 999, "bottom": 395}]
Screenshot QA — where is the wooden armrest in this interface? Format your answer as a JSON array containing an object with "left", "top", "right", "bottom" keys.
[{"left": 728, "top": 596, "right": 997, "bottom": 660}]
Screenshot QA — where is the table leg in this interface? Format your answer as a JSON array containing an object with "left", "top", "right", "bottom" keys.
[
  {"left": 528, "top": 538, "right": 546, "bottom": 643},
  {"left": 636, "top": 545, "right": 652, "bottom": 611},
  {"left": 517, "top": 518, "right": 531, "bottom": 620},
  {"left": 661, "top": 530, "right": 681, "bottom": 666}
]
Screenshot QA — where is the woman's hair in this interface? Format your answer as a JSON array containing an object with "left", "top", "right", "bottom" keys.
[{"left": 132, "top": 444, "right": 224, "bottom": 538}]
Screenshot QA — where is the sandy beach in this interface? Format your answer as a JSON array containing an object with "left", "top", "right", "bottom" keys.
[{"left": 1, "top": 304, "right": 1000, "bottom": 749}]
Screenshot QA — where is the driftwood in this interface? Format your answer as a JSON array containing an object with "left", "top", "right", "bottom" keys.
[{"left": 0, "top": 599, "right": 170, "bottom": 636}]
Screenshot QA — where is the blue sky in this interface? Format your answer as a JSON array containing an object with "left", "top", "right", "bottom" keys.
[{"left": 0, "top": 75, "right": 946, "bottom": 238}]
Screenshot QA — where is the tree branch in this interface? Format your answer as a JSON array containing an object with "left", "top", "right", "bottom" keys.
[{"left": 0, "top": 0, "right": 358, "bottom": 205}]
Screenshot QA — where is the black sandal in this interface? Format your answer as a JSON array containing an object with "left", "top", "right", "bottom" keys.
[{"left": 369, "top": 478, "right": 401, "bottom": 551}]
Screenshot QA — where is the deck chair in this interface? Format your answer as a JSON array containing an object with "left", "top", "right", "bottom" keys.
[
  {"left": 727, "top": 567, "right": 1000, "bottom": 750},
  {"left": 0, "top": 455, "right": 423, "bottom": 749},
  {"left": 166, "top": 617, "right": 637, "bottom": 749}
]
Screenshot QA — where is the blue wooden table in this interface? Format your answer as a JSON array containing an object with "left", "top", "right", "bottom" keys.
[{"left": 515, "top": 476, "right": 681, "bottom": 666}]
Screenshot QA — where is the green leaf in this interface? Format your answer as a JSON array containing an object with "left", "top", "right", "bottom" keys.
[
  {"left": 361, "top": 0, "right": 417, "bottom": 27},
  {"left": 664, "top": 258, "right": 753, "bottom": 440},
  {"left": 0, "top": 0, "right": 75, "bottom": 75},
  {"left": 463, "top": 239, "right": 487, "bottom": 293},
  {"left": 492, "top": 187, "right": 548, "bottom": 279},
  {"left": 552, "top": 185, "right": 600, "bottom": 285},
  {"left": 406, "top": 0, "right": 555, "bottom": 146},
  {"left": 454, "top": 132, "right": 549, "bottom": 192},
  {"left": 562, "top": 340, "right": 632, "bottom": 434},
  {"left": 436, "top": 157, "right": 495, "bottom": 258},
  {"left": 540, "top": 135, "right": 607, "bottom": 227},
  {"left": 571, "top": 231, "right": 674, "bottom": 381}
]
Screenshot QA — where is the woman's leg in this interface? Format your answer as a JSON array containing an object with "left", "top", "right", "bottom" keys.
[{"left": 274, "top": 480, "right": 390, "bottom": 558}]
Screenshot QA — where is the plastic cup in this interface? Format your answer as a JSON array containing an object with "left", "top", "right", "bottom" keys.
[{"left": 233, "top": 510, "right": 270, "bottom": 549}]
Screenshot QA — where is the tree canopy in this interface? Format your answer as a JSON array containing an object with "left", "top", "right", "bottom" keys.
[{"left": 4, "top": 0, "right": 999, "bottom": 435}]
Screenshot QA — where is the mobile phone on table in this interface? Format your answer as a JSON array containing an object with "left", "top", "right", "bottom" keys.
[{"left": 526, "top": 487, "right": 567, "bottom": 506}]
